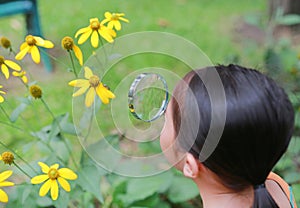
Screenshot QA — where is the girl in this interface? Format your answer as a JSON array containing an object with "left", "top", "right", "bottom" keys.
[{"left": 160, "top": 64, "right": 297, "bottom": 207}]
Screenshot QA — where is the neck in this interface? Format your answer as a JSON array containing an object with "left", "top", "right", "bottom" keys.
[{"left": 193, "top": 175, "right": 253, "bottom": 208}]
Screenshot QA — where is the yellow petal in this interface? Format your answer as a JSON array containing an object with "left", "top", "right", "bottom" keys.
[
  {"left": 31, "top": 174, "right": 49, "bottom": 184},
  {"left": 4, "top": 60, "right": 21, "bottom": 71},
  {"left": 30, "top": 46, "right": 40, "bottom": 63},
  {"left": 72, "top": 85, "right": 89, "bottom": 97},
  {"left": 0, "top": 189, "right": 8, "bottom": 203},
  {"left": 57, "top": 177, "right": 71, "bottom": 192},
  {"left": 73, "top": 44, "right": 83, "bottom": 66},
  {"left": 20, "top": 42, "right": 28, "bottom": 50},
  {"left": 50, "top": 180, "right": 59, "bottom": 200},
  {"left": 84, "top": 66, "right": 93, "bottom": 79},
  {"left": 119, "top": 16, "right": 129, "bottom": 23},
  {"left": 38, "top": 162, "right": 49, "bottom": 174},
  {"left": 1, "top": 64, "right": 9, "bottom": 79},
  {"left": 50, "top": 164, "right": 59, "bottom": 170},
  {"left": 0, "top": 170, "right": 13, "bottom": 182},
  {"left": 43, "top": 40, "right": 54, "bottom": 48},
  {"left": 0, "top": 181, "right": 14, "bottom": 187},
  {"left": 85, "top": 87, "right": 96, "bottom": 107},
  {"left": 104, "top": 11, "right": 112, "bottom": 19},
  {"left": 58, "top": 168, "right": 78, "bottom": 180},
  {"left": 0, "top": 96, "right": 4, "bottom": 103},
  {"left": 91, "top": 31, "right": 99, "bottom": 48},
  {"left": 96, "top": 85, "right": 109, "bottom": 104},
  {"left": 68, "top": 79, "right": 89, "bottom": 87},
  {"left": 114, "top": 21, "right": 121, "bottom": 31},
  {"left": 34, "top": 36, "right": 45, "bottom": 45},
  {"left": 22, "top": 76, "right": 28, "bottom": 84},
  {"left": 0, "top": 156, "right": 2, "bottom": 160},
  {"left": 78, "top": 29, "right": 92, "bottom": 45},
  {"left": 75, "top": 26, "right": 90, "bottom": 38},
  {"left": 39, "top": 179, "right": 51, "bottom": 197},
  {"left": 99, "top": 29, "right": 114, "bottom": 43},
  {"left": 15, "top": 46, "right": 30, "bottom": 60}
]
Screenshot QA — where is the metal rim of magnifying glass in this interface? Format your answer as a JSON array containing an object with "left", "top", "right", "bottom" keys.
[{"left": 128, "top": 73, "right": 169, "bottom": 122}]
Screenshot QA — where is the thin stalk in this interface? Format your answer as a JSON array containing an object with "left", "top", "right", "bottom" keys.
[
  {"left": 13, "top": 161, "right": 32, "bottom": 179},
  {"left": 0, "top": 105, "right": 11, "bottom": 121},
  {"left": 0, "top": 140, "right": 38, "bottom": 175},
  {"left": 68, "top": 51, "right": 78, "bottom": 78},
  {"left": 40, "top": 49, "right": 69, "bottom": 68},
  {"left": 40, "top": 98, "right": 78, "bottom": 169}
]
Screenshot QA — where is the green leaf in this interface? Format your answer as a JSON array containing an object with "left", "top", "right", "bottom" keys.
[
  {"left": 167, "top": 175, "right": 199, "bottom": 203},
  {"left": 10, "top": 102, "right": 28, "bottom": 122},
  {"left": 77, "top": 165, "right": 105, "bottom": 203},
  {"left": 117, "top": 171, "right": 173, "bottom": 207},
  {"left": 277, "top": 14, "right": 300, "bottom": 25}
]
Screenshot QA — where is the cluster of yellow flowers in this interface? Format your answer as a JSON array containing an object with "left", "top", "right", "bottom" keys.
[{"left": 0, "top": 11, "right": 129, "bottom": 203}]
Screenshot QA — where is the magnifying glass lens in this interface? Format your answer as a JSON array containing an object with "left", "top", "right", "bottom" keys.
[{"left": 128, "top": 73, "right": 168, "bottom": 122}]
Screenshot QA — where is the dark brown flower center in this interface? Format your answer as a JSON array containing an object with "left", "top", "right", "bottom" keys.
[
  {"left": 91, "top": 21, "right": 100, "bottom": 30},
  {"left": 26, "top": 35, "right": 36, "bottom": 46},
  {"left": 48, "top": 168, "right": 59, "bottom": 180},
  {"left": 89, "top": 75, "right": 100, "bottom": 87},
  {"left": 0, "top": 56, "right": 4, "bottom": 65}
]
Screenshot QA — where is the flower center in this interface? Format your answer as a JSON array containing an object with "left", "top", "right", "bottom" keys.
[
  {"left": 91, "top": 20, "right": 100, "bottom": 30},
  {"left": 48, "top": 168, "right": 59, "bottom": 180},
  {"left": 89, "top": 75, "right": 100, "bottom": 87},
  {"left": 26, "top": 35, "right": 36, "bottom": 46},
  {"left": 0, "top": 37, "right": 11, "bottom": 49},
  {"left": 111, "top": 13, "right": 119, "bottom": 20},
  {"left": 0, "top": 56, "right": 4, "bottom": 65},
  {"left": 29, "top": 85, "right": 42, "bottom": 99},
  {"left": 1, "top": 151, "right": 14, "bottom": 165},
  {"left": 62, "top": 36, "right": 74, "bottom": 51}
]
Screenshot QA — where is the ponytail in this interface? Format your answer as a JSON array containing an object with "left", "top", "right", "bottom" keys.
[{"left": 253, "top": 184, "right": 278, "bottom": 208}]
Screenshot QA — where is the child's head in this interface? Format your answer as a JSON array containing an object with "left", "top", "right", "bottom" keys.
[{"left": 160, "top": 64, "right": 294, "bottom": 207}]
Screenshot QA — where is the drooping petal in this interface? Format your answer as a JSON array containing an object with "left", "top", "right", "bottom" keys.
[
  {"left": 42, "top": 40, "right": 54, "bottom": 48},
  {"left": 119, "top": 16, "right": 129, "bottom": 23},
  {"left": 104, "top": 11, "right": 112, "bottom": 19},
  {"left": 38, "top": 162, "right": 50, "bottom": 174},
  {"left": 58, "top": 168, "right": 78, "bottom": 180},
  {"left": 0, "top": 90, "right": 5, "bottom": 94},
  {"left": 22, "top": 76, "right": 28, "bottom": 84},
  {"left": 0, "top": 170, "right": 13, "bottom": 182},
  {"left": 50, "top": 180, "right": 59, "bottom": 200},
  {"left": 99, "top": 29, "right": 114, "bottom": 43},
  {"left": 30, "top": 46, "right": 40, "bottom": 63},
  {"left": 114, "top": 21, "right": 121, "bottom": 30},
  {"left": 0, "top": 156, "right": 2, "bottom": 160},
  {"left": 84, "top": 66, "right": 93, "bottom": 79},
  {"left": 78, "top": 30, "right": 92, "bottom": 45},
  {"left": 39, "top": 179, "right": 51, "bottom": 197},
  {"left": 1, "top": 64, "right": 9, "bottom": 79},
  {"left": 50, "top": 164, "right": 59, "bottom": 170},
  {"left": 0, "top": 96, "right": 4, "bottom": 103},
  {"left": 68, "top": 79, "right": 89, "bottom": 87},
  {"left": 72, "top": 85, "right": 89, "bottom": 97},
  {"left": 0, "top": 189, "right": 8, "bottom": 203},
  {"left": 4, "top": 60, "right": 21, "bottom": 71},
  {"left": 15, "top": 46, "right": 30, "bottom": 60},
  {"left": 72, "top": 44, "right": 83, "bottom": 66},
  {"left": 85, "top": 87, "right": 96, "bottom": 107},
  {"left": 91, "top": 31, "right": 99, "bottom": 48},
  {"left": 34, "top": 36, "right": 45, "bottom": 46},
  {"left": 20, "top": 42, "right": 28, "bottom": 50},
  {"left": 31, "top": 174, "right": 49, "bottom": 184},
  {"left": 75, "top": 26, "right": 90, "bottom": 38},
  {"left": 96, "top": 85, "right": 109, "bottom": 104},
  {"left": 0, "top": 181, "right": 14, "bottom": 187},
  {"left": 57, "top": 177, "right": 71, "bottom": 192}
]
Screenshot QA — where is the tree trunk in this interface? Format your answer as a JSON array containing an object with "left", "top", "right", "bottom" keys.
[{"left": 269, "top": 0, "right": 300, "bottom": 17}]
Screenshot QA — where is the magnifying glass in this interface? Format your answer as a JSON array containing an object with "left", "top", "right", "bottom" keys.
[{"left": 128, "top": 73, "right": 169, "bottom": 122}]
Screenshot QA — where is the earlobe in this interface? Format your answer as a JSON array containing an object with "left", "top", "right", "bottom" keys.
[{"left": 183, "top": 153, "right": 200, "bottom": 179}]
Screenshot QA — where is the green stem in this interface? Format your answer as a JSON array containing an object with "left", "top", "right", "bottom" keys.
[
  {"left": 40, "top": 98, "right": 78, "bottom": 169},
  {"left": 0, "top": 105, "right": 11, "bottom": 121},
  {"left": 13, "top": 161, "right": 32, "bottom": 179},
  {"left": 40, "top": 49, "right": 69, "bottom": 68},
  {"left": 68, "top": 51, "right": 78, "bottom": 78},
  {"left": 98, "top": 35, "right": 108, "bottom": 65},
  {"left": 0, "top": 141, "right": 38, "bottom": 175}
]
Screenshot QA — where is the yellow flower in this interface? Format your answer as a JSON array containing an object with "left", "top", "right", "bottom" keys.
[
  {"left": 0, "top": 85, "right": 6, "bottom": 103},
  {"left": 101, "top": 12, "right": 129, "bottom": 31},
  {"left": 15, "top": 35, "right": 54, "bottom": 64},
  {"left": 0, "top": 37, "right": 11, "bottom": 49},
  {"left": 12, "top": 71, "right": 28, "bottom": 84},
  {"left": 61, "top": 36, "right": 83, "bottom": 66},
  {"left": 0, "top": 170, "right": 14, "bottom": 203},
  {"left": 31, "top": 162, "right": 77, "bottom": 201},
  {"left": 68, "top": 66, "right": 115, "bottom": 107},
  {"left": 0, "top": 152, "right": 14, "bottom": 165},
  {"left": 29, "top": 84, "right": 42, "bottom": 99},
  {"left": 75, "top": 17, "right": 116, "bottom": 48},
  {"left": 0, "top": 56, "right": 21, "bottom": 79}
]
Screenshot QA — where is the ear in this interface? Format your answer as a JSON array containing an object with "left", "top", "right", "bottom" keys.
[{"left": 183, "top": 153, "right": 200, "bottom": 179}]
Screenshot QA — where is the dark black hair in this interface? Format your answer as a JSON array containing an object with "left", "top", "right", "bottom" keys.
[{"left": 171, "top": 64, "right": 294, "bottom": 207}]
